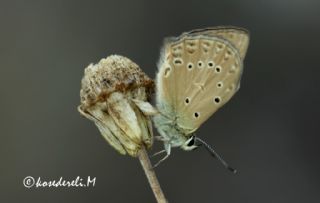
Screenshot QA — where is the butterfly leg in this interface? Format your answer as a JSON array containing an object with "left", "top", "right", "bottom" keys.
[
  {"left": 151, "top": 149, "right": 166, "bottom": 157},
  {"left": 153, "top": 142, "right": 171, "bottom": 168},
  {"left": 151, "top": 136, "right": 170, "bottom": 157},
  {"left": 154, "top": 136, "right": 168, "bottom": 141}
]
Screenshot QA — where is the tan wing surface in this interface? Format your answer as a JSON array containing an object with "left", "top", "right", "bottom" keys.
[
  {"left": 185, "top": 26, "right": 249, "bottom": 59},
  {"left": 156, "top": 28, "right": 248, "bottom": 134}
]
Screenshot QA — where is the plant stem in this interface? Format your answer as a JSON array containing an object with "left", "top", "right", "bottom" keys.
[{"left": 138, "top": 146, "right": 168, "bottom": 203}]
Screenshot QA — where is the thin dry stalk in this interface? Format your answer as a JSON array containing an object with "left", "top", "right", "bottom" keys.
[{"left": 138, "top": 146, "right": 168, "bottom": 203}]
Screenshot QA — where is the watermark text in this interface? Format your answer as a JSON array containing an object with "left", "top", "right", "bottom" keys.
[{"left": 23, "top": 176, "right": 96, "bottom": 188}]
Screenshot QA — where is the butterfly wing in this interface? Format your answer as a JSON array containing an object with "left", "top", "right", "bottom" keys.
[
  {"left": 185, "top": 26, "right": 249, "bottom": 59},
  {"left": 156, "top": 27, "right": 249, "bottom": 134}
]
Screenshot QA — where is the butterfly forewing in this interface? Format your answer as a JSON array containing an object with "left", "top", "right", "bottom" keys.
[{"left": 156, "top": 27, "right": 249, "bottom": 135}]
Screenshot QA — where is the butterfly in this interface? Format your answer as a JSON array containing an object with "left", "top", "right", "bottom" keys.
[{"left": 152, "top": 26, "right": 249, "bottom": 172}]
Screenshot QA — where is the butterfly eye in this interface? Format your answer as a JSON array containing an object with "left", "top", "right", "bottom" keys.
[
  {"left": 214, "top": 97, "right": 221, "bottom": 104},
  {"left": 198, "top": 61, "right": 203, "bottom": 68},
  {"left": 186, "top": 136, "right": 195, "bottom": 146},
  {"left": 217, "top": 82, "right": 223, "bottom": 88},
  {"left": 194, "top": 112, "right": 200, "bottom": 118}
]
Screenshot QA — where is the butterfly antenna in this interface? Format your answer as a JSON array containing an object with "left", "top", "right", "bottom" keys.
[{"left": 195, "top": 137, "right": 237, "bottom": 174}]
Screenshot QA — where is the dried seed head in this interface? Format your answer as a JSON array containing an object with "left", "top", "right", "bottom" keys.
[
  {"left": 80, "top": 55, "right": 154, "bottom": 108},
  {"left": 78, "top": 55, "right": 157, "bottom": 157}
]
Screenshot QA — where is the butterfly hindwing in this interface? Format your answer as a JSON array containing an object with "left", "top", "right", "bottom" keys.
[
  {"left": 156, "top": 27, "right": 249, "bottom": 135},
  {"left": 185, "top": 26, "right": 249, "bottom": 59}
]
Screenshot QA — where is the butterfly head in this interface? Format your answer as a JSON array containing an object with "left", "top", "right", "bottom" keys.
[{"left": 181, "top": 135, "right": 198, "bottom": 151}]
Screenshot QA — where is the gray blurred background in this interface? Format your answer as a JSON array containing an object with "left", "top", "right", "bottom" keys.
[{"left": 1, "top": 0, "right": 320, "bottom": 202}]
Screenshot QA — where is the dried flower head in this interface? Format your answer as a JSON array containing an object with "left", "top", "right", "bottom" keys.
[{"left": 78, "top": 55, "right": 157, "bottom": 157}]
